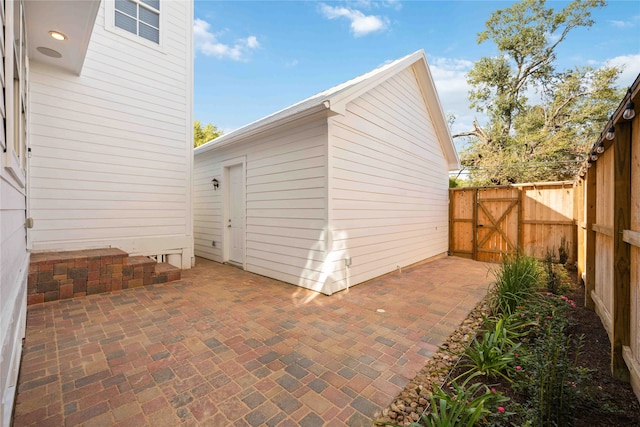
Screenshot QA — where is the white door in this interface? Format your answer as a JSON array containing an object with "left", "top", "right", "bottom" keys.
[{"left": 227, "top": 163, "right": 245, "bottom": 265}]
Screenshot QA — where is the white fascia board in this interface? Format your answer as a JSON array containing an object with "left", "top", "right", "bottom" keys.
[
  {"left": 412, "top": 57, "right": 461, "bottom": 171},
  {"left": 328, "top": 50, "right": 425, "bottom": 116}
]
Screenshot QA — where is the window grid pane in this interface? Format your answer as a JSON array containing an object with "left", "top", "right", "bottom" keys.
[
  {"left": 114, "top": 0, "right": 160, "bottom": 44},
  {"left": 139, "top": 23, "right": 159, "bottom": 43},
  {"left": 115, "top": 11, "right": 137, "bottom": 35},
  {"left": 115, "top": 0, "right": 137, "bottom": 17},
  {"left": 140, "top": 0, "right": 159, "bottom": 11},
  {"left": 139, "top": 7, "right": 159, "bottom": 28}
]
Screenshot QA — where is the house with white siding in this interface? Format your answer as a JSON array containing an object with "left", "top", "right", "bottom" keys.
[
  {"left": 194, "top": 50, "right": 458, "bottom": 296},
  {"left": 1, "top": 1, "right": 193, "bottom": 424}
]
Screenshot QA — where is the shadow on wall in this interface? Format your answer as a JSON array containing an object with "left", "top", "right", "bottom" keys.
[{"left": 292, "top": 227, "right": 350, "bottom": 306}]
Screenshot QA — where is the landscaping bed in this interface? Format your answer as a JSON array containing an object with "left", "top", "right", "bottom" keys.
[{"left": 375, "top": 256, "right": 640, "bottom": 426}]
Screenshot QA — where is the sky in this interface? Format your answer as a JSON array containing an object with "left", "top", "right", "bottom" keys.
[{"left": 193, "top": 0, "right": 640, "bottom": 149}]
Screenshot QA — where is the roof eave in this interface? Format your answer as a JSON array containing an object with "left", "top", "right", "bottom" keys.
[
  {"left": 412, "top": 55, "right": 460, "bottom": 171},
  {"left": 195, "top": 103, "right": 332, "bottom": 155}
]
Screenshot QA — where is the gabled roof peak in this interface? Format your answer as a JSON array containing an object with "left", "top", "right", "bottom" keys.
[
  {"left": 196, "top": 50, "right": 426, "bottom": 152},
  {"left": 195, "top": 49, "right": 459, "bottom": 170}
]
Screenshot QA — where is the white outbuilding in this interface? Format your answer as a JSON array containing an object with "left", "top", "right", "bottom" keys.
[{"left": 194, "top": 50, "right": 459, "bottom": 295}]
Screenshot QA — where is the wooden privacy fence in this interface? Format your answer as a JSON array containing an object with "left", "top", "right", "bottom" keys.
[
  {"left": 575, "top": 73, "right": 640, "bottom": 397},
  {"left": 449, "top": 182, "right": 575, "bottom": 263}
]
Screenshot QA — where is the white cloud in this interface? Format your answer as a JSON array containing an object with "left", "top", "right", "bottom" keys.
[
  {"left": 319, "top": 3, "right": 389, "bottom": 37},
  {"left": 382, "top": 0, "right": 402, "bottom": 10},
  {"left": 193, "top": 18, "right": 259, "bottom": 61},
  {"left": 246, "top": 36, "right": 259, "bottom": 49},
  {"left": 354, "top": 0, "right": 402, "bottom": 10},
  {"left": 609, "top": 19, "right": 632, "bottom": 28},
  {"left": 285, "top": 59, "right": 299, "bottom": 68},
  {"left": 604, "top": 54, "right": 640, "bottom": 89},
  {"left": 427, "top": 57, "right": 479, "bottom": 140},
  {"left": 608, "top": 15, "right": 640, "bottom": 28}
]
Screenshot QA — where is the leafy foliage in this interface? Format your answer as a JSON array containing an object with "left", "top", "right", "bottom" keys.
[
  {"left": 194, "top": 120, "right": 223, "bottom": 147},
  {"left": 492, "top": 253, "right": 544, "bottom": 315},
  {"left": 509, "top": 293, "right": 587, "bottom": 426},
  {"left": 457, "top": 0, "right": 623, "bottom": 185},
  {"left": 544, "top": 252, "right": 573, "bottom": 295},
  {"left": 422, "top": 380, "right": 511, "bottom": 427},
  {"left": 456, "top": 317, "right": 521, "bottom": 383},
  {"left": 380, "top": 378, "right": 511, "bottom": 427}
]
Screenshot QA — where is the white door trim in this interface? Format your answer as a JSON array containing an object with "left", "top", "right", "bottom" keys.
[{"left": 222, "top": 156, "right": 246, "bottom": 268}]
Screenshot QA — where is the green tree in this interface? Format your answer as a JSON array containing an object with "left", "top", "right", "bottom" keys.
[
  {"left": 194, "top": 120, "right": 223, "bottom": 147},
  {"left": 456, "top": 0, "right": 622, "bottom": 185}
]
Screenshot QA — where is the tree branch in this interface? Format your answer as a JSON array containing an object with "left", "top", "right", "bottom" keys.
[{"left": 451, "top": 119, "right": 490, "bottom": 145}]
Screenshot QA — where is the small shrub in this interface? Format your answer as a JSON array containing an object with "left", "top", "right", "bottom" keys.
[
  {"left": 508, "top": 292, "right": 587, "bottom": 426},
  {"left": 544, "top": 250, "right": 558, "bottom": 294},
  {"left": 492, "top": 253, "right": 544, "bottom": 315},
  {"left": 558, "top": 236, "right": 569, "bottom": 265},
  {"left": 455, "top": 317, "right": 520, "bottom": 383},
  {"left": 379, "top": 379, "right": 511, "bottom": 427},
  {"left": 490, "top": 312, "right": 536, "bottom": 342},
  {"left": 544, "top": 250, "right": 574, "bottom": 295},
  {"left": 525, "top": 326, "right": 587, "bottom": 426},
  {"left": 424, "top": 380, "right": 511, "bottom": 427},
  {"left": 511, "top": 292, "right": 575, "bottom": 344}
]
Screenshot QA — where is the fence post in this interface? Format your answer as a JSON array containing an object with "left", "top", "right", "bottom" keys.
[
  {"left": 585, "top": 167, "right": 597, "bottom": 310},
  {"left": 612, "top": 120, "right": 632, "bottom": 381},
  {"left": 449, "top": 188, "right": 454, "bottom": 256},
  {"left": 472, "top": 188, "right": 478, "bottom": 261},
  {"left": 518, "top": 187, "right": 524, "bottom": 254}
]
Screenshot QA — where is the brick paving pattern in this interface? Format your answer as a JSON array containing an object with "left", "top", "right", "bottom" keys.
[{"left": 14, "top": 256, "right": 492, "bottom": 426}]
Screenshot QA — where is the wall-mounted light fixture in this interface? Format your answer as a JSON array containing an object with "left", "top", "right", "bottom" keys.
[
  {"left": 605, "top": 125, "right": 615, "bottom": 141},
  {"left": 595, "top": 140, "right": 605, "bottom": 154},
  {"left": 211, "top": 178, "right": 219, "bottom": 190}
]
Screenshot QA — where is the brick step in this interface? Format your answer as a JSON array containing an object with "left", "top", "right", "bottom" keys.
[
  {"left": 125, "top": 255, "right": 157, "bottom": 267},
  {"left": 28, "top": 249, "right": 182, "bottom": 305},
  {"left": 154, "top": 262, "right": 181, "bottom": 283}
]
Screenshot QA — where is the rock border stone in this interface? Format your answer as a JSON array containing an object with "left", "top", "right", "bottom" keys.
[{"left": 374, "top": 296, "right": 492, "bottom": 426}]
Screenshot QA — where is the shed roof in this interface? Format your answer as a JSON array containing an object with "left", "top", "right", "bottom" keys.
[{"left": 196, "top": 50, "right": 460, "bottom": 170}]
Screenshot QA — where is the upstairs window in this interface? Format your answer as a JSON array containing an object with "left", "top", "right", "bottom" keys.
[{"left": 114, "top": 0, "right": 159, "bottom": 44}]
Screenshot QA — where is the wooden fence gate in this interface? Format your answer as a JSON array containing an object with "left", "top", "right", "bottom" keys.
[
  {"left": 449, "top": 182, "right": 575, "bottom": 263},
  {"left": 449, "top": 186, "right": 520, "bottom": 262}
]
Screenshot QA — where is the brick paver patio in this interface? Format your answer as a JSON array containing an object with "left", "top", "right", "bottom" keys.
[{"left": 13, "top": 256, "right": 493, "bottom": 426}]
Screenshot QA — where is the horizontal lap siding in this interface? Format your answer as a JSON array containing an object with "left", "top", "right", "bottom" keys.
[
  {"left": 28, "top": 2, "right": 192, "bottom": 257},
  {"left": 1, "top": 164, "right": 28, "bottom": 427},
  {"left": 328, "top": 67, "right": 449, "bottom": 292},
  {"left": 194, "top": 120, "right": 328, "bottom": 290},
  {"left": 1, "top": 6, "right": 27, "bottom": 419},
  {"left": 193, "top": 150, "right": 222, "bottom": 260}
]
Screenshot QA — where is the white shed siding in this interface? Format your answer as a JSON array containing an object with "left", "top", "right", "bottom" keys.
[
  {"left": 194, "top": 119, "right": 329, "bottom": 290},
  {"left": 28, "top": 1, "right": 193, "bottom": 267},
  {"left": 328, "top": 67, "right": 449, "bottom": 289},
  {"left": 193, "top": 151, "right": 222, "bottom": 261}
]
